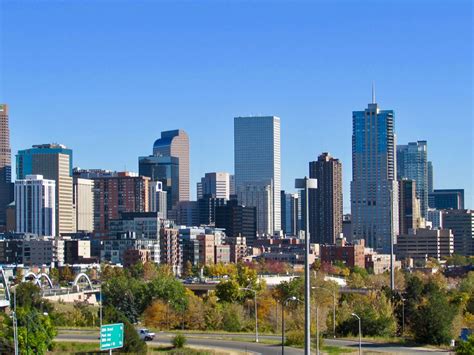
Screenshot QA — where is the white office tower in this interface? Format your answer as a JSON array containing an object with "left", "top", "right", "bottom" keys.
[
  {"left": 15, "top": 175, "right": 56, "bottom": 236},
  {"left": 197, "top": 172, "right": 231, "bottom": 200},
  {"left": 149, "top": 181, "right": 168, "bottom": 219},
  {"left": 237, "top": 181, "right": 274, "bottom": 236},
  {"left": 234, "top": 116, "right": 281, "bottom": 232}
]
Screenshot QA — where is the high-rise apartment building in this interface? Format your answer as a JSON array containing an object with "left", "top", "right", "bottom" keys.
[
  {"left": 351, "top": 99, "right": 399, "bottom": 253},
  {"left": 73, "top": 177, "right": 94, "bottom": 232},
  {"left": 443, "top": 209, "right": 473, "bottom": 256},
  {"left": 309, "top": 152, "right": 343, "bottom": 244},
  {"left": 198, "top": 195, "right": 227, "bottom": 226},
  {"left": 281, "top": 191, "right": 299, "bottom": 237},
  {"left": 234, "top": 116, "right": 281, "bottom": 232},
  {"left": 0, "top": 104, "right": 13, "bottom": 230},
  {"left": 17, "top": 144, "right": 75, "bottom": 235},
  {"left": 398, "top": 179, "right": 424, "bottom": 235},
  {"left": 93, "top": 172, "right": 149, "bottom": 235},
  {"left": 15, "top": 175, "right": 56, "bottom": 236},
  {"left": 429, "top": 189, "right": 464, "bottom": 210},
  {"left": 397, "top": 141, "right": 428, "bottom": 218},
  {"left": 197, "top": 172, "right": 231, "bottom": 200},
  {"left": 153, "top": 130, "right": 190, "bottom": 202}
]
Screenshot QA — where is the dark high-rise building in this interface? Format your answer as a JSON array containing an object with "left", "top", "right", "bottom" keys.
[
  {"left": 281, "top": 191, "right": 299, "bottom": 236},
  {"left": 397, "top": 141, "right": 428, "bottom": 218},
  {"left": 429, "top": 189, "right": 464, "bottom": 210},
  {"left": 351, "top": 96, "right": 399, "bottom": 253},
  {"left": 198, "top": 194, "right": 227, "bottom": 226},
  {"left": 153, "top": 130, "right": 190, "bottom": 202},
  {"left": 215, "top": 200, "right": 257, "bottom": 241},
  {"left": 398, "top": 179, "right": 422, "bottom": 235},
  {"left": 427, "top": 161, "right": 434, "bottom": 194},
  {"left": 443, "top": 209, "right": 473, "bottom": 256},
  {"left": 139, "top": 155, "right": 179, "bottom": 211},
  {"left": 0, "top": 104, "right": 13, "bottom": 230},
  {"left": 309, "top": 152, "right": 343, "bottom": 244}
]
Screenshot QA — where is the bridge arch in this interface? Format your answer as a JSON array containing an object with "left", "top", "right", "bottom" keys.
[
  {"left": 73, "top": 273, "right": 93, "bottom": 291},
  {"left": 37, "top": 273, "right": 54, "bottom": 289},
  {"left": 23, "top": 271, "right": 38, "bottom": 283}
]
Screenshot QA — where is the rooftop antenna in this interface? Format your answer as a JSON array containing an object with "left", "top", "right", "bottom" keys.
[{"left": 372, "top": 81, "right": 376, "bottom": 104}]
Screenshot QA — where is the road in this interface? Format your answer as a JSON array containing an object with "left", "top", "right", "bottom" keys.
[{"left": 56, "top": 330, "right": 452, "bottom": 354}]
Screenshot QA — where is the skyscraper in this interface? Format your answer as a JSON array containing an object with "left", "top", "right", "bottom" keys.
[
  {"left": 397, "top": 141, "right": 428, "bottom": 218},
  {"left": 148, "top": 181, "right": 168, "bottom": 219},
  {"left": 197, "top": 172, "right": 231, "bottom": 200},
  {"left": 281, "top": 191, "right": 299, "bottom": 237},
  {"left": 398, "top": 179, "right": 423, "bottom": 235},
  {"left": 139, "top": 155, "right": 179, "bottom": 211},
  {"left": 351, "top": 97, "right": 399, "bottom": 253},
  {"left": 427, "top": 161, "right": 434, "bottom": 194},
  {"left": 0, "top": 104, "right": 13, "bottom": 230},
  {"left": 309, "top": 152, "right": 343, "bottom": 244},
  {"left": 234, "top": 116, "right": 281, "bottom": 232},
  {"left": 17, "top": 144, "right": 75, "bottom": 235},
  {"left": 443, "top": 209, "right": 473, "bottom": 256},
  {"left": 153, "top": 130, "right": 190, "bottom": 202},
  {"left": 15, "top": 175, "right": 56, "bottom": 236}
]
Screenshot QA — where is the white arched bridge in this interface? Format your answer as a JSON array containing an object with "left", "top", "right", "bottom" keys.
[{"left": 0, "top": 269, "right": 101, "bottom": 308}]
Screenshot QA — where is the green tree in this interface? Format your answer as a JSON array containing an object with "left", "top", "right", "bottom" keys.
[
  {"left": 215, "top": 279, "right": 240, "bottom": 303},
  {"left": 16, "top": 308, "right": 56, "bottom": 354},
  {"left": 457, "top": 335, "right": 474, "bottom": 355},
  {"left": 412, "top": 288, "right": 458, "bottom": 345},
  {"left": 104, "top": 305, "right": 146, "bottom": 354}
]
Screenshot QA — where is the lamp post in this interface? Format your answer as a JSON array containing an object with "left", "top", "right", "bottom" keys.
[
  {"left": 240, "top": 287, "right": 259, "bottom": 343},
  {"left": 351, "top": 313, "right": 362, "bottom": 355},
  {"left": 295, "top": 177, "right": 317, "bottom": 355},
  {"left": 312, "top": 286, "right": 337, "bottom": 338},
  {"left": 281, "top": 296, "right": 300, "bottom": 355},
  {"left": 401, "top": 297, "right": 405, "bottom": 337}
]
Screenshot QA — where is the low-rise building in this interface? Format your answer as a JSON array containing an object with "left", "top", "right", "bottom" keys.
[
  {"left": 395, "top": 228, "right": 454, "bottom": 261},
  {"left": 320, "top": 238, "right": 365, "bottom": 268}
]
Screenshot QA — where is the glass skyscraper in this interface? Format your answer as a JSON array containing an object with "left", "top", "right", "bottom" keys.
[
  {"left": 351, "top": 101, "right": 399, "bottom": 253},
  {"left": 234, "top": 116, "right": 281, "bottom": 233},
  {"left": 397, "top": 141, "right": 428, "bottom": 218}
]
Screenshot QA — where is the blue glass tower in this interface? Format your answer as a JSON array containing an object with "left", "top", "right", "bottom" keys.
[{"left": 351, "top": 99, "right": 399, "bottom": 253}]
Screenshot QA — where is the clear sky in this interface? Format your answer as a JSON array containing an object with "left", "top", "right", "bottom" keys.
[{"left": 1, "top": 0, "right": 472, "bottom": 210}]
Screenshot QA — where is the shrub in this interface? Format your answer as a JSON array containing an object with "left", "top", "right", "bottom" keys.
[
  {"left": 285, "top": 330, "right": 304, "bottom": 346},
  {"left": 172, "top": 334, "right": 187, "bottom": 348}
]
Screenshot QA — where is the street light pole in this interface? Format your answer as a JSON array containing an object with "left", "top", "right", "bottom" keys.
[
  {"left": 316, "top": 305, "right": 320, "bottom": 355},
  {"left": 351, "top": 313, "right": 362, "bottom": 355},
  {"left": 295, "top": 177, "right": 317, "bottom": 355},
  {"left": 282, "top": 296, "right": 299, "bottom": 355},
  {"left": 240, "top": 287, "right": 258, "bottom": 343}
]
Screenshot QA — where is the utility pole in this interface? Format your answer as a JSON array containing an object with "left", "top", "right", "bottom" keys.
[{"left": 295, "top": 177, "right": 317, "bottom": 355}]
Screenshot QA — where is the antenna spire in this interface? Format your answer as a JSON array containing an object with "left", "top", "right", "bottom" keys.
[{"left": 372, "top": 81, "right": 376, "bottom": 104}]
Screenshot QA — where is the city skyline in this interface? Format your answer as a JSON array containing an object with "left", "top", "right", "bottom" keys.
[{"left": 1, "top": 0, "right": 472, "bottom": 210}]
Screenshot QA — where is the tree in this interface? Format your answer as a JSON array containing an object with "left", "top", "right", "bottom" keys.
[
  {"left": 182, "top": 261, "right": 193, "bottom": 278},
  {"left": 216, "top": 279, "right": 241, "bottom": 303},
  {"left": 104, "top": 305, "right": 146, "bottom": 354},
  {"left": 457, "top": 335, "right": 474, "bottom": 355},
  {"left": 16, "top": 308, "right": 56, "bottom": 354},
  {"left": 412, "top": 288, "right": 458, "bottom": 345}
]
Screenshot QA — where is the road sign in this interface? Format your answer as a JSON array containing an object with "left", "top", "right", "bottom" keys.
[{"left": 100, "top": 323, "right": 124, "bottom": 351}]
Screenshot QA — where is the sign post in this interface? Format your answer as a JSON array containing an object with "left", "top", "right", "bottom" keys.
[{"left": 100, "top": 323, "right": 124, "bottom": 353}]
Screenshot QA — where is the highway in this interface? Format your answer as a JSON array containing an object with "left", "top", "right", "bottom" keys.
[{"left": 56, "top": 330, "right": 452, "bottom": 354}]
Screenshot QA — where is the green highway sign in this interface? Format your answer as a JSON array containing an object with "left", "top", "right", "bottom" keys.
[{"left": 100, "top": 323, "right": 124, "bottom": 351}]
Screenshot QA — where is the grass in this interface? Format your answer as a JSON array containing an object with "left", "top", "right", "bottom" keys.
[
  {"left": 51, "top": 343, "right": 218, "bottom": 354},
  {"left": 322, "top": 345, "right": 358, "bottom": 354}
]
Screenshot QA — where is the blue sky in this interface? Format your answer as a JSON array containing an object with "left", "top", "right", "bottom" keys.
[{"left": 1, "top": 0, "right": 472, "bottom": 210}]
